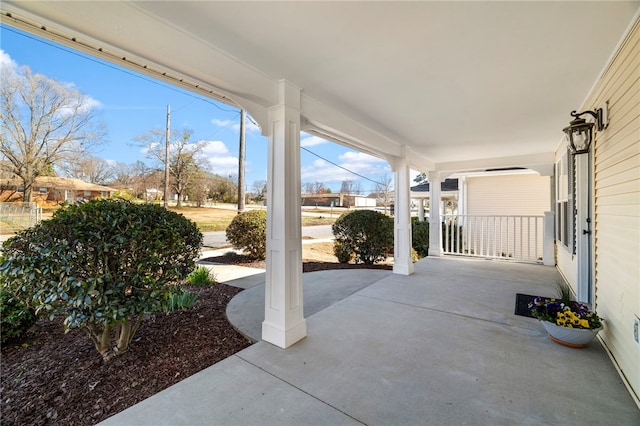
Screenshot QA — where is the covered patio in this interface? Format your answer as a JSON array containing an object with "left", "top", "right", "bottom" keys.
[
  {"left": 2, "top": 1, "right": 639, "bottom": 415},
  {"left": 100, "top": 257, "right": 639, "bottom": 425}
]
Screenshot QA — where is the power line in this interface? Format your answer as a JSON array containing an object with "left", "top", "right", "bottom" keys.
[{"left": 300, "top": 146, "right": 384, "bottom": 186}]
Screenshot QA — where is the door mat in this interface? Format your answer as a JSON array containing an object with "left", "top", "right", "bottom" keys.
[{"left": 515, "top": 293, "right": 544, "bottom": 318}]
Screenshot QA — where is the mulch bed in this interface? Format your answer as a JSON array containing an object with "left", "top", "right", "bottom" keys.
[
  {"left": 1, "top": 257, "right": 391, "bottom": 425},
  {"left": 0, "top": 284, "right": 251, "bottom": 426},
  {"left": 203, "top": 252, "right": 393, "bottom": 272}
]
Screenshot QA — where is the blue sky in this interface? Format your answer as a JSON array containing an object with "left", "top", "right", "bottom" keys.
[{"left": 1, "top": 25, "right": 395, "bottom": 194}]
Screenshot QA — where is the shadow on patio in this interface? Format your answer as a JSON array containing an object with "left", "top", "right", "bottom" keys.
[{"left": 100, "top": 257, "right": 639, "bottom": 425}]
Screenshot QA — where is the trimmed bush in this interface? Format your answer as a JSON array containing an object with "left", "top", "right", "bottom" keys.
[
  {"left": 331, "top": 210, "right": 393, "bottom": 265},
  {"left": 411, "top": 217, "right": 430, "bottom": 258},
  {"left": 0, "top": 289, "right": 38, "bottom": 344},
  {"left": 226, "top": 210, "right": 267, "bottom": 260},
  {"left": 0, "top": 199, "right": 203, "bottom": 361}
]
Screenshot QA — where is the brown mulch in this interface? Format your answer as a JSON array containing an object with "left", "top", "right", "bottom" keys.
[
  {"left": 203, "top": 252, "right": 393, "bottom": 272},
  {"left": 0, "top": 284, "right": 251, "bottom": 426},
  {"left": 1, "top": 257, "right": 391, "bottom": 426}
]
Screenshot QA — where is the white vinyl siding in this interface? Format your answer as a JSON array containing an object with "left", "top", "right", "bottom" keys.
[
  {"left": 466, "top": 173, "right": 551, "bottom": 216},
  {"left": 591, "top": 18, "right": 639, "bottom": 401}
]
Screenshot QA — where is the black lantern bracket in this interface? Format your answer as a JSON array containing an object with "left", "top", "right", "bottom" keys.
[
  {"left": 570, "top": 103, "right": 608, "bottom": 132},
  {"left": 563, "top": 102, "right": 609, "bottom": 155}
]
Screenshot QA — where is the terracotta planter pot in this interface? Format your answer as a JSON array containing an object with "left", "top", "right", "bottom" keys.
[{"left": 541, "top": 321, "right": 602, "bottom": 348}]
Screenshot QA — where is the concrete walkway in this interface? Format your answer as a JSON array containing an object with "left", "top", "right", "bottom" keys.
[{"left": 100, "top": 257, "right": 640, "bottom": 425}]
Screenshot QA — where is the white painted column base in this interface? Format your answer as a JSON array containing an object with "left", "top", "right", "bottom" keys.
[{"left": 262, "top": 319, "right": 307, "bottom": 349}]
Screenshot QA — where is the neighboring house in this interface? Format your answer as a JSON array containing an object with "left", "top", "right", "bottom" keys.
[
  {"left": 301, "top": 192, "right": 375, "bottom": 208},
  {"left": 0, "top": 177, "right": 116, "bottom": 204},
  {"left": 410, "top": 178, "right": 459, "bottom": 219}
]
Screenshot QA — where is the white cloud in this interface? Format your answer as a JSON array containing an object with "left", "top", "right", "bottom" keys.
[
  {"left": 0, "top": 49, "right": 17, "bottom": 73},
  {"left": 199, "top": 140, "right": 238, "bottom": 175},
  {"left": 212, "top": 116, "right": 260, "bottom": 133},
  {"left": 200, "top": 140, "right": 230, "bottom": 155},
  {"left": 301, "top": 150, "right": 390, "bottom": 187},
  {"left": 300, "top": 134, "right": 327, "bottom": 148}
]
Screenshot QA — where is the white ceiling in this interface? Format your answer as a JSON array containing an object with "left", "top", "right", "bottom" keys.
[{"left": 2, "top": 1, "right": 638, "bottom": 172}]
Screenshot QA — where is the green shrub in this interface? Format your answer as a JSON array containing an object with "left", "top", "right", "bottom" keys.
[
  {"left": 187, "top": 266, "right": 216, "bottom": 286},
  {"left": 164, "top": 288, "right": 199, "bottom": 312},
  {"left": 0, "top": 199, "right": 202, "bottom": 362},
  {"left": 331, "top": 210, "right": 393, "bottom": 265},
  {"left": 411, "top": 217, "right": 430, "bottom": 258},
  {"left": 226, "top": 210, "right": 267, "bottom": 260},
  {"left": 333, "top": 241, "right": 354, "bottom": 263},
  {"left": 0, "top": 289, "right": 38, "bottom": 344}
]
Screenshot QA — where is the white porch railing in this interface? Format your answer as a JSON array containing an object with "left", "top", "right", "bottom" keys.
[{"left": 441, "top": 214, "right": 545, "bottom": 263}]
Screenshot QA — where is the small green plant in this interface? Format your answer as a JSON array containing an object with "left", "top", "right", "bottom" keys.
[
  {"left": 226, "top": 210, "right": 267, "bottom": 260},
  {"left": 164, "top": 288, "right": 199, "bottom": 313},
  {"left": 187, "top": 266, "right": 216, "bottom": 286},
  {"left": 332, "top": 210, "right": 393, "bottom": 265},
  {"left": 0, "top": 289, "right": 38, "bottom": 344}
]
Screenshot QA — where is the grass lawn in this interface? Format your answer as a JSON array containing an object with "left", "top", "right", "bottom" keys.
[{"left": 2, "top": 203, "right": 336, "bottom": 235}]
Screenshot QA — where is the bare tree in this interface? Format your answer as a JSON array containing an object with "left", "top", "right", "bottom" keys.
[
  {"left": 58, "top": 154, "right": 115, "bottom": 184},
  {"left": 252, "top": 179, "right": 267, "bottom": 203},
  {"left": 0, "top": 66, "right": 104, "bottom": 202},
  {"left": 135, "top": 128, "right": 209, "bottom": 207},
  {"left": 375, "top": 174, "right": 393, "bottom": 215}
]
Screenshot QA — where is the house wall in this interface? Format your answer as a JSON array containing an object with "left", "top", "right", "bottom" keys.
[
  {"left": 591, "top": 17, "right": 639, "bottom": 402},
  {"left": 556, "top": 17, "right": 639, "bottom": 403},
  {"left": 463, "top": 173, "right": 551, "bottom": 260},
  {"left": 466, "top": 173, "right": 551, "bottom": 216}
]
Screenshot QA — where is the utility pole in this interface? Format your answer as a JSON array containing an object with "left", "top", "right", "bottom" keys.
[
  {"left": 237, "top": 109, "right": 246, "bottom": 213},
  {"left": 164, "top": 104, "right": 170, "bottom": 208}
]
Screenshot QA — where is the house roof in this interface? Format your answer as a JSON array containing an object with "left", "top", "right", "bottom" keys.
[
  {"left": 2, "top": 2, "right": 638, "bottom": 172},
  {"left": 411, "top": 179, "right": 459, "bottom": 193},
  {"left": 2, "top": 176, "right": 116, "bottom": 193}
]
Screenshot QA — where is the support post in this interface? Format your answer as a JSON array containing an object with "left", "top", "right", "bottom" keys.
[
  {"left": 262, "top": 81, "right": 307, "bottom": 348},
  {"left": 393, "top": 159, "right": 414, "bottom": 275},
  {"left": 418, "top": 198, "right": 425, "bottom": 222},
  {"left": 428, "top": 171, "right": 442, "bottom": 257}
]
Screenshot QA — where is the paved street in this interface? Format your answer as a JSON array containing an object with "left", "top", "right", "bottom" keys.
[{"left": 202, "top": 225, "right": 333, "bottom": 248}]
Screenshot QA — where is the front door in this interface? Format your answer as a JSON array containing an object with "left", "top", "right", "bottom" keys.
[{"left": 575, "top": 152, "right": 593, "bottom": 304}]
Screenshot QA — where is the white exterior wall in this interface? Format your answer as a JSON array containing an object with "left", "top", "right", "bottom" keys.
[
  {"left": 591, "top": 18, "right": 639, "bottom": 402},
  {"left": 466, "top": 173, "right": 551, "bottom": 216},
  {"left": 555, "top": 18, "right": 639, "bottom": 403},
  {"left": 464, "top": 173, "right": 551, "bottom": 260}
]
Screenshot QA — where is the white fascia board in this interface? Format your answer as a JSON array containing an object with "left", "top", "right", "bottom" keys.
[{"left": 436, "top": 152, "right": 555, "bottom": 176}]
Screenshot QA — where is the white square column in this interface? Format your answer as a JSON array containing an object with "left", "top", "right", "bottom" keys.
[
  {"left": 262, "top": 81, "right": 307, "bottom": 348},
  {"left": 393, "top": 159, "right": 414, "bottom": 275},
  {"left": 428, "top": 171, "right": 442, "bottom": 257}
]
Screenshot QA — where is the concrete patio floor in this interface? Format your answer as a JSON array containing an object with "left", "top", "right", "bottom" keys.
[{"left": 100, "top": 256, "right": 639, "bottom": 425}]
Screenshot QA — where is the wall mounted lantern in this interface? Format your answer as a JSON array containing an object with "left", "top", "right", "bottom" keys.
[{"left": 562, "top": 103, "right": 608, "bottom": 155}]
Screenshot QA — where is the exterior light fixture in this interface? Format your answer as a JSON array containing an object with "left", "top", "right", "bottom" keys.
[{"left": 562, "top": 103, "right": 608, "bottom": 155}]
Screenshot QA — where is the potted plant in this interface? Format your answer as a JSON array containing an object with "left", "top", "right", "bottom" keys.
[{"left": 529, "top": 282, "right": 603, "bottom": 348}]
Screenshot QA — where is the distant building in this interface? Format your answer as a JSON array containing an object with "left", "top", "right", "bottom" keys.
[{"left": 0, "top": 176, "right": 116, "bottom": 204}]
